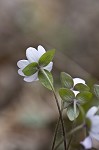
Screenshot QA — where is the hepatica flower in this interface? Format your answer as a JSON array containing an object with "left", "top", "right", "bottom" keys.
[
  {"left": 17, "top": 45, "right": 55, "bottom": 83},
  {"left": 81, "top": 106, "right": 99, "bottom": 149},
  {"left": 59, "top": 72, "right": 92, "bottom": 121}
]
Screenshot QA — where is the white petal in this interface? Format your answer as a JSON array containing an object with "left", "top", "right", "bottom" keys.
[
  {"left": 90, "top": 132, "right": 99, "bottom": 141},
  {"left": 91, "top": 127, "right": 99, "bottom": 134},
  {"left": 72, "top": 90, "right": 79, "bottom": 96},
  {"left": 73, "top": 78, "right": 85, "bottom": 86},
  {"left": 43, "top": 62, "right": 53, "bottom": 72},
  {"left": 24, "top": 72, "right": 38, "bottom": 82},
  {"left": 17, "top": 60, "right": 29, "bottom": 69},
  {"left": 38, "top": 45, "right": 46, "bottom": 58},
  {"left": 86, "top": 106, "right": 98, "bottom": 118},
  {"left": 18, "top": 69, "right": 25, "bottom": 76},
  {"left": 80, "top": 136, "right": 92, "bottom": 149},
  {"left": 90, "top": 116, "right": 99, "bottom": 133},
  {"left": 26, "top": 47, "right": 39, "bottom": 63}
]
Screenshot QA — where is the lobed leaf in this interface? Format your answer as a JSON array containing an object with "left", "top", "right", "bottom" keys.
[
  {"left": 59, "top": 88, "right": 75, "bottom": 102},
  {"left": 22, "top": 62, "right": 38, "bottom": 76},
  {"left": 60, "top": 72, "right": 73, "bottom": 89},
  {"left": 76, "top": 91, "right": 92, "bottom": 104},
  {"left": 67, "top": 105, "right": 79, "bottom": 121},
  {"left": 94, "top": 84, "right": 99, "bottom": 99},
  {"left": 38, "top": 69, "right": 53, "bottom": 90},
  {"left": 63, "top": 102, "right": 71, "bottom": 109},
  {"left": 39, "top": 49, "right": 55, "bottom": 67},
  {"left": 74, "top": 83, "right": 90, "bottom": 92}
]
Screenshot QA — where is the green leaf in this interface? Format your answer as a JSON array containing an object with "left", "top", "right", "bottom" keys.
[
  {"left": 60, "top": 72, "right": 73, "bottom": 89},
  {"left": 76, "top": 92, "right": 92, "bottom": 104},
  {"left": 63, "top": 102, "right": 71, "bottom": 109},
  {"left": 86, "top": 118, "right": 92, "bottom": 130},
  {"left": 94, "top": 84, "right": 99, "bottom": 98},
  {"left": 22, "top": 62, "right": 38, "bottom": 76},
  {"left": 67, "top": 105, "right": 79, "bottom": 121},
  {"left": 38, "top": 69, "right": 53, "bottom": 90},
  {"left": 59, "top": 88, "right": 75, "bottom": 102},
  {"left": 39, "top": 49, "right": 55, "bottom": 67},
  {"left": 74, "top": 83, "right": 90, "bottom": 92}
]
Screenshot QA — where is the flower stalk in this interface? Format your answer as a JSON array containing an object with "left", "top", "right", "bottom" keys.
[
  {"left": 54, "top": 123, "right": 84, "bottom": 150},
  {"left": 40, "top": 69, "right": 67, "bottom": 150}
]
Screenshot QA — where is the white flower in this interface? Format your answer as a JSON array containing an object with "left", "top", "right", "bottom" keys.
[
  {"left": 72, "top": 78, "right": 86, "bottom": 96},
  {"left": 81, "top": 106, "right": 99, "bottom": 149},
  {"left": 17, "top": 45, "right": 53, "bottom": 82}
]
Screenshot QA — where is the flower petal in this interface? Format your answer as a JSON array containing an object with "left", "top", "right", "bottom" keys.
[
  {"left": 17, "top": 60, "right": 29, "bottom": 69},
  {"left": 38, "top": 45, "right": 46, "bottom": 58},
  {"left": 26, "top": 47, "right": 39, "bottom": 63},
  {"left": 86, "top": 106, "right": 98, "bottom": 118},
  {"left": 90, "top": 132, "right": 99, "bottom": 141},
  {"left": 24, "top": 72, "right": 38, "bottom": 82},
  {"left": 90, "top": 116, "right": 99, "bottom": 133},
  {"left": 72, "top": 90, "right": 79, "bottom": 96},
  {"left": 73, "top": 78, "right": 85, "bottom": 86},
  {"left": 43, "top": 62, "right": 53, "bottom": 72},
  {"left": 80, "top": 136, "right": 92, "bottom": 149},
  {"left": 18, "top": 69, "right": 25, "bottom": 76}
]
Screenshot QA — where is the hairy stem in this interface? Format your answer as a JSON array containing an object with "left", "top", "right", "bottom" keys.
[
  {"left": 67, "top": 135, "right": 72, "bottom": 150},
  {"left": 51, "top": 117, "right": 61, "bottom": 150},
  {"left": 67, "top": 120, "right": 76, "bottom": 150},
  {"left": 51, "top": 105, "right": 64, "bottom": 150},
  {"left": 41, "top": 69, "right": 67, "bottom": 150},
  {"left": 54, "top": 124, "right": 84, "bottom": 150},
  {"left": 53, "top": 92, "right": 67, "bottom": 150},
  {"left": 77, "top": 105, "right": 87, "bottom": 137}
]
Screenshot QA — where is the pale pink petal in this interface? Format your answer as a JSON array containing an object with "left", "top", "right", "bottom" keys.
[
  {"left": 43, "top": 62, "right": 53, "bottom": 72},
  {"left": 38, "top": 45, "right": 46, "bottom": 58},
  {"left": 73, "top": 78, "right": 85, "bottom": 86},
  {"left": 26, "top": 47, "right": 39, "bottom": 63},
  {"left": 86, "top": 106, "right": 98, "bottom": 118},
  {"left": 17, "top": 60, "right": 29, "bottom": 69},
  {"left": 18, "top": 69, "right": 25, "bottom": 76},
  {"left": 80, "top": 136, "right": 92, "bottom": 149},
  {"left": 23, "top": 72, "right": 38, "bottom": 82}
]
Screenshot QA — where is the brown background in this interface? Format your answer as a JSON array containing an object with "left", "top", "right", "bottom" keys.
[{"left": 0, "top": 0, "right": 99, "bottom": 149}]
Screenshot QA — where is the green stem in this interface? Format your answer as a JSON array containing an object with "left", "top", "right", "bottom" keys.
[
  {"left": 51, "top": 105, "right": 64, "bottom": 150},
  {"left": 67, "top": 135, "right": 72, "bottom": 150},
  {"left": 77, "top": 105, "right": 87, "bottom": 137},
  {"left": 66, "top": 102, "right": 77, "bottom": 150},
  {"left": 67, "top": 124, "right": 84, "bottom": 136},
  {"left": 77, "top": 105, "right": 85, "bottom": 123},
  {"left": 54, "top": 105, "right": 86, "bottom": 150},
  {"left": 41, "top": 69, "right": 67, "bottom": 150},
  {"left": 53, "top": 90, "right": 67, "bottom": 150},
  {"left": 54, "top": 124, "right": 84, "bottom": 150},
  {"left": 67, "top": 120, "right": 76, "bottom": 150},
  {"left": 74, "top": 100, "right": 77, "bottom": 117},
  {"left": 51, "top": 116, "right": 61, "bottom": 150}
]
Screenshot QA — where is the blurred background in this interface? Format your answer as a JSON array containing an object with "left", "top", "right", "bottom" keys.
[{"left": 0, "top": 0, "right": 99, "bottom": 149}]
